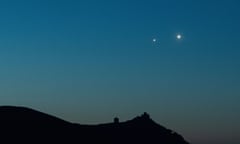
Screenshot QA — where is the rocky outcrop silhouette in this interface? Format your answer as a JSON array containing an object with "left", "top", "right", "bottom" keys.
[{"left": 0, "top": 106, "right": 190, "bottom": 144}]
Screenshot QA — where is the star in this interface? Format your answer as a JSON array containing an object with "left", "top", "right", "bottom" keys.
[{"left": 177, "top": 34, "right": 182, "bottom": 40}]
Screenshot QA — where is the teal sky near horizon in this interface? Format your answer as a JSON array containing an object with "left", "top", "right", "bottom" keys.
[{"left": 0, "top": 0, "right": 240, "bottom": 144}]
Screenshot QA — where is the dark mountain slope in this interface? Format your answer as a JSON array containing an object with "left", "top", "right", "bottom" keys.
[
  {"left": 0, "top": 106, "right": 74, "bottom": 143},
  {"left": 0, "top": 106, "right": 189, "bottom": 144}
]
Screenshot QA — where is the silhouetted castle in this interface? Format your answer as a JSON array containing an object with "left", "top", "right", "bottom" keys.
[
  {"left": 142, "top": 112, "right": 150, "bottom": 119},
  {"left": 0, "top": 106, "right": 190, "bottom": 144},
  {"left": 114, "top": 117, "right": 119, "bottom": 123}
]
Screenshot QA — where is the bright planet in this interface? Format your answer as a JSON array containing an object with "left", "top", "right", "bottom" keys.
[{"left": 177, "top": 34, "right": 182, "bottom": 39}]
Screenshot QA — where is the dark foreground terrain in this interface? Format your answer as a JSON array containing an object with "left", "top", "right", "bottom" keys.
[{"left": 0, "top": 106, "right": 189, "bottom": 143}]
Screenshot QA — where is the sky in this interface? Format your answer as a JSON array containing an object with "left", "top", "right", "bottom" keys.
[{"left": 0, "top": 0, "right": 240, "bottom": 143}]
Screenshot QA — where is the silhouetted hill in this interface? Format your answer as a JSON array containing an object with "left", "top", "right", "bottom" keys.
[{"left": 0, "top": 106, "right": 190, "bottom": 144}]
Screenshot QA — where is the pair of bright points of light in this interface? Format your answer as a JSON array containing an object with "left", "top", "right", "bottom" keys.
[{"left": 153, "top": 34, "right": 182, "bottom": 42}]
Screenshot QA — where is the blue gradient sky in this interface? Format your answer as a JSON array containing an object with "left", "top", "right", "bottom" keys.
[{"left": 0, "top": 0, "right": 240, "bottom": 144}]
